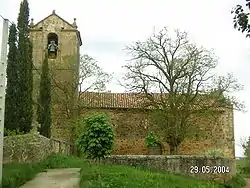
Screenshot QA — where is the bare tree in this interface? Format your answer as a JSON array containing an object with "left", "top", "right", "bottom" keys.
[
  {"left": 123, "top": 27, "right": 244, "bottom": 154},
  {"left": 51, "top": 54, "right": 112, "bottom": 119},
  {"left": 238, "top": 136, "right": 248, "bottom": 154}
]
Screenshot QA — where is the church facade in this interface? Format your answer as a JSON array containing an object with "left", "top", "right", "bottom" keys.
[
  {"left": 29, "top": 11, "right": 235, "bottom": 157},
  {"left": 29, "top": 10, "right": 81, "bottom": 141}
]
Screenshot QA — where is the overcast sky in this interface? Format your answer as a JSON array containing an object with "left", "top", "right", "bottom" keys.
[{"left": 0, "top": 0, "right": 249, "bottom": 157}]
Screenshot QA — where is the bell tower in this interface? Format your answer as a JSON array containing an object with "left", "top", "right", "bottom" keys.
[{"left": 29, "top": 10, "right": 82, "bottom": 141}]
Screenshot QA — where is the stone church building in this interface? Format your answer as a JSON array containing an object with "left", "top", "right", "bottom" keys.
[{"left": 29, "top": 11, "right": 235, "bottom": 158}]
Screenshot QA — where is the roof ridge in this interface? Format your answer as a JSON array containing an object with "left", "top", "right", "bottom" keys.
[{"left": 31, "top": 11, "right": 75, "bottom": 29}]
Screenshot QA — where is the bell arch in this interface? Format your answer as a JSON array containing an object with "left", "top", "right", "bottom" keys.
[{"left": 47, "top": 33, "right": 58, "bottom": 59}]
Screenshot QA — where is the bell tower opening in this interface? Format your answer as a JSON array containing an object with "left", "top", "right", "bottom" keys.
[{"left": 47, "top": 33, "right": 58, "bottom": 59}]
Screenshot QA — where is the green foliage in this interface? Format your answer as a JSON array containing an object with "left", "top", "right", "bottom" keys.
[
  {"left": 38, "top": 55, "right": 52, "bottom": 138},
  {"left": 5, "top": 0, "right": 34, "bottom": 134},
  {"left": 242, "top": 136, "right": 250, "bottom": 157},
  {"left": 72, "top": 116, "right": 86, "bottom": 138},
  {"left": 5, "top": 24, "right": 19, "bottom": 132},
  {"left": 2, "top": 154, "right": 245, "bottom": 188},
  {"left": 223, "top": 173, "right": 246, "bottom": 188},
  {"left": 40, "top": 154, "right": 85, "bottom": 169},
  {"left": 2, "top": 163, "right": 43, "bottom": 188},
  {"left": 236, "top": 158, "right": 250, "bottom": 176},
  {"left": 232, "top": 1, "right": 250, "bottom": 37},
  {"left": 145, "top": 131, "right": 160, "bottom": 147},
  {"left": 205, "top": 149, "right": 225, "bottom": 157},
  {"left": 237, "top": 137, "right": 250, "bottom": 175},
  {"left": 75, "top": 113, "right": 115, "bottom": 160},
  {"left": 80, "top": 162, "right": 223, "bottom": 188},
  {"left": 4, "top": 128, "right": 25, "bottom": 136},
  {"left": 16, "top": 0, "right": 33, "bottom": 133}
]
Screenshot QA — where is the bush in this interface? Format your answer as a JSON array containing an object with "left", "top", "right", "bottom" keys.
[
  {"left": 75, "top": 113, "right": 115, "bottom": 161},
  {"left": 222, "top": 173, "right": 246, "bottom": 188},
  {"left": 205, "top": 149, "right": 225, "bottom": 157},
  {"left": 145, "top": 131, "right": 159, "bottom": 147},
  {"left": 72, "top": 116, "right": 86, "bottom": 138},
  {"left": 4, "top": 128, "right": 25, "bottom": 136}
]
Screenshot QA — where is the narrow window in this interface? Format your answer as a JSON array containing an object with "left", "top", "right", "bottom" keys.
[{"left": 47, "top": 33, "right": 58, "bottom": 59}]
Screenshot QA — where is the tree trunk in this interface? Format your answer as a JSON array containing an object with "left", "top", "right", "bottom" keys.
[{"left": 169, "top": 144, "right": 179, "bottom": 155}]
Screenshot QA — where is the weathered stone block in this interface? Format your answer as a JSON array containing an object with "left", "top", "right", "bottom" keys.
[{"left": 3, "top": 134, "right": 73, "bottom": 164}]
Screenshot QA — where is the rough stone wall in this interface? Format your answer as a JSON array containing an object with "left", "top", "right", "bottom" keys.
[
  {"left": 79, "top": 108, "right": 234, "bottom": 157},
  {"left": 29, "top": 14, "right": 80, "bottom": 142},
  {"left": 3, "top": 134, "right": 72, "bottom": 164},
  {"left": 3, "top": 134, "right": 52, "bottom": 164},
  {"left": 101, "top": 155, "right": 236, "bottom": 182}
]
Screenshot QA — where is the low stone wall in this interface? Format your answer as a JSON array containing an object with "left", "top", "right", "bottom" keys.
[
  {"left": 3, "top": 133, "right": 73, "bottom": 164},
  {"left": 50, "top": 138, "right": 72, "bottom": 155},
  {"left": 101, "top": 155, "right": 236, "bottom": 182}
]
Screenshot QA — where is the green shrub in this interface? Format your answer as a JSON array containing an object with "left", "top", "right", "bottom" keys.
[
  {"left": 4, "top": 128, "right": 25, "bottom": 136},
  {"left": 71, "top": 116, "right": 86, "bottom": 138},
  {"left": 222, "top": 173, "right": 246, "bottom": 188},
  {"left": 145, "top": 131, "right": 159, "bottom": 147},
  {"left": 75, "top": 113, "right": 115, "bottom": 161},
  {"left": 205, "top": 149, "right": 225, "bottom": 157}
]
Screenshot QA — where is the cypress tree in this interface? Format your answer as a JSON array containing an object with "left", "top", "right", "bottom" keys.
[
  {"left": 38, "top": 55, "right": 52, "bottom": 138},
  {"left": 16, "top": 0, "right": 33, "bottom": 133},
  {"left": 5, "top": 24, "right": 18, "bottom": 131}
]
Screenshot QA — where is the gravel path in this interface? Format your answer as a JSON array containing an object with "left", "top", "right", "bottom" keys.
[{"left": 19, "top": 168, "right": 81, "bottom": 188}]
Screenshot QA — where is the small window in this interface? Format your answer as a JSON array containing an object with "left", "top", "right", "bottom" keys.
[{"left": 47, "top": 33, "right": 58, "bottom": 59}]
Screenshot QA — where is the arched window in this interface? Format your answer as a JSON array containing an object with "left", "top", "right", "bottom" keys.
[{"left": 47, "top": 33, "right": 58, "bottom": 59}]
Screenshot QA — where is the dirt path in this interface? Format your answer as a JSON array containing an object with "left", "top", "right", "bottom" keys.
[
  {"left": 19, "top": 168, "right": 80, "bottom": 188},
  {"left": 245, "top": 178, "right": 250, "bottom": 188}
]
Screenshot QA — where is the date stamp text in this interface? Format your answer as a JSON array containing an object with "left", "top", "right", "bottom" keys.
[{"left": 189, "top": 166, "right": 230, "bottom": 174}]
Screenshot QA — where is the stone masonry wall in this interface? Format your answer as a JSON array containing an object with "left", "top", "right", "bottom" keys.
[
  {"left": 101, "top": 155, "right": 236, "bottom": 182},
  {"left": 3, "top": 133, "right": 72, "bottom": 164},
  {"left": 80, "top": 108, "right": 234, "bottom": 157},
  {"left": 30, "top": 13, "right": 80, "bottom": 142}
]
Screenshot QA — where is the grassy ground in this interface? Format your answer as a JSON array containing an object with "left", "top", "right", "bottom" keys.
[
  {"left": 2, "top": 155, "right": 246, "bottom": 188},
  {"left": 236, "top": 158, "right": 250, "bottom": 177},
  {"left": 80, "top": 161, "right": 247, "bottom": 188},
  {"left": 2, "top": 154, "right": 86, "bottom": 188},
  {"left": 2, "top": 163, "right": 43, "bottom": 188},
  {"left": 80, "top": 162, "right": 223, "bottom": 188}
]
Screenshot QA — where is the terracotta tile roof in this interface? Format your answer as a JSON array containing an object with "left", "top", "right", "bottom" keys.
[
  {"left": 79, "top": 92, "right": 156, "bottom": 109},
  {"left": 79, "top": 92, "right": 229, "bottom": 111}
]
